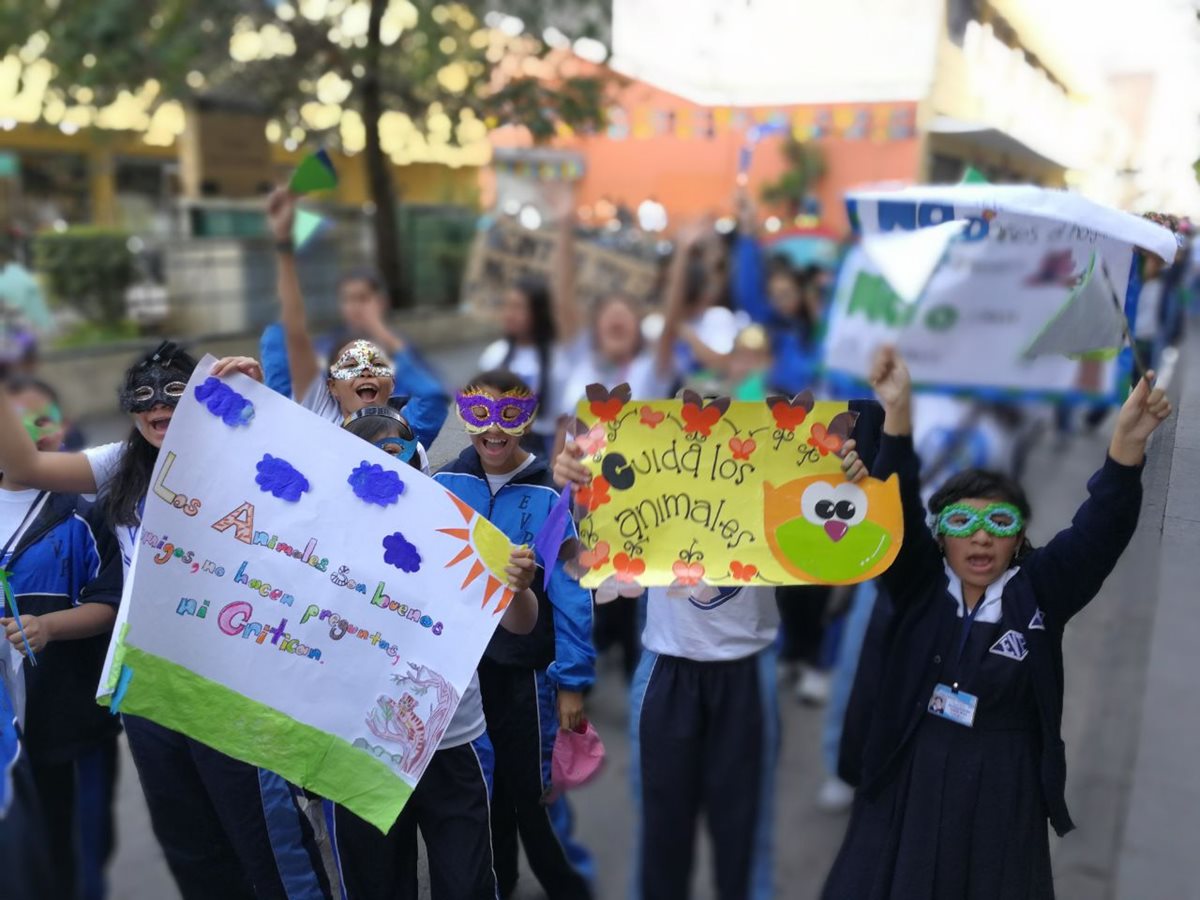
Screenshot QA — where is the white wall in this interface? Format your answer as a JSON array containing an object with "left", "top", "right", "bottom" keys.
[{"left": 610, "top": 0, "right": 942, "bottom": 105}]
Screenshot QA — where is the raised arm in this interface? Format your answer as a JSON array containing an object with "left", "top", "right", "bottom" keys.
[
  {"left": 267, "top": 187, "right": 320, "bottom": 402},
  {"left": 355, "top": 302, "right": 450, "bottom": 448},
  {"left": 732, "top": 189, "right": 772, "bottom": 325},
  {"left": 0, "top": 390, "right": 97, "bottom": 494},
  {"left": 869, "top": 347, "right": 943, "bottom": 604},
  {"left": 549, "top": 186, "right": 583, "bottom": 345},
  {"left": 1022, "top": 373, "right": 1171, "bottom": 625},
  {"left": 678, "top": 323, "right": 733, "bottom": 375},
  {"left": 654, "top": 221, "right": 707, "bottom": 376}
]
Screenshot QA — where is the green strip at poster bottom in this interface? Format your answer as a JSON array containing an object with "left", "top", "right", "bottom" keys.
[{"left": 102, "top": 645, "right": 412, "bottom": 832}]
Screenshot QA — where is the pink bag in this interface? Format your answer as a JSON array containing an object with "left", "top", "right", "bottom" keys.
[{"left": 550, "top": 720, "right": 606, "bottom": 800}]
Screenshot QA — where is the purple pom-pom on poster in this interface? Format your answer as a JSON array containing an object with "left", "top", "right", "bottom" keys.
[
  {"left": 255, "top": 454, "right": 310, "bottom": 502},
  {"left": 382, "top": 531, "right": 422, "bottom": 573},
  {"left": 194, "top": 377, "right": 255, "bottom": 426},
  {"left": 348, "top": 461, "right": 406, "bottom": 507}
]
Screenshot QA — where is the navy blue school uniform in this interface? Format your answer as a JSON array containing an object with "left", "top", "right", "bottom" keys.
[
  {"left": 82, "top": 441, "right": 332, "bottom": 900},
  {"left": 435, "top": 448, "right": 596, "bottom": 900},
  {"left": 325, "top": 730, "right": 498, "bottom": 900},
  {"left": 632, "top": 585, "right": 781, "bottom": 900},
  {"left": 0, "top": 489, "right": 122, "bottom": 900},
  {"left": 822, "top": 434, "right": 1144, "bottom": 900}
]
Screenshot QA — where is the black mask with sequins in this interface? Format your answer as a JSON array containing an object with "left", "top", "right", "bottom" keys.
[{"left": 119, "top": 342, "right": 194, "bottom": 413}]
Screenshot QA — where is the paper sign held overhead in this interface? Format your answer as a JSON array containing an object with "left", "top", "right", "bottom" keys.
[
  {"left": 97, "top": 359, "right": 515, "bottom": 831},
  {"left": 568, "top": 385, "right": 903, "bottom": 602}
]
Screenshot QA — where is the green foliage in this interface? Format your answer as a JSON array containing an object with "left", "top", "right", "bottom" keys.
[
  {"left": 33, "top": 227, "right": 135, "bottom": 324},
  {"left": 760, "top": 138, "right": 828, "bottom": 217},
  {"left": 0, "top": 1, "right": 612, "bottom": 148},
  {"left": 51, "top": 317, "right": 141, "bottom": 349}
]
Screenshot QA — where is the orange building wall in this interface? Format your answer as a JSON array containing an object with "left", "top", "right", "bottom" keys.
[{"left": 497, "top": 78, "right": 922, "bottom": 235}]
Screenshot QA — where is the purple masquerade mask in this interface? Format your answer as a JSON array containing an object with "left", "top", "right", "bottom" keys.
[{"left": 455, "top": 389, "right": 539, "bottom": 434}]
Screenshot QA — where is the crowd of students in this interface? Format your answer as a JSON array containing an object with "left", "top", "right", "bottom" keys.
[{"left": 0, "top": 184, "right": 1179, "bottom": 900}]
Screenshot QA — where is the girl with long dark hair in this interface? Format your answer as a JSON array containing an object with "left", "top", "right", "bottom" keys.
[
  {"left": 478, "top": 275, "right": 559, "bottom": 456},
  {"left": 0, "top": 342, "right": 330, "bottom": 900}
]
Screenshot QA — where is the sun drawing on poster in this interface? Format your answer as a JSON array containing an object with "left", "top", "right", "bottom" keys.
[{"left": 438, "top": 492, "right": 515, "bottom": 615}]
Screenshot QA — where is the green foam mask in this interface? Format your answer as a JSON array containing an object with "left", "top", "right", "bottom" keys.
[{"left": 936, "top": 502, "right": 1024, "bottom": 539}]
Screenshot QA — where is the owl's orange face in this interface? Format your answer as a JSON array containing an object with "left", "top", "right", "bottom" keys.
[{"left": 763, "top": 474, "right": 902, "bottom": 584}]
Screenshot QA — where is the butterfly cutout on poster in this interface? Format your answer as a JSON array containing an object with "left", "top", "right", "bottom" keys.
[
  {"left": 680, "top": 391, "right": 730, "bottom": 438},
  {"left": 585, "top": 383, "right": 631, "bottom": 423},
  {"left": 766, "top": 390, "right": 815, "bottom": 432},
  {"left": 570, "top": 418, "right": 608, "bottom": 458},
  {"left": 808, "top": 411, "right": 858, "bottom": 456}
]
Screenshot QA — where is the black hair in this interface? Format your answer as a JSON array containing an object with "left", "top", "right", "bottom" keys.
[
  {"left": 765, "top": 257, "right": 820, "bottom": 343},
  {"left": 4, "top": 375, "right": 60, "bottom": 406},
  {"left": 463, "top": 368, "right": 534, "bottom": 397},
  {"left": 504, "top": 276, "right": 556, "bottom": 417},
  {"left": 338, "top": 268, "right": 386, "bottom": 294},
  {"left": 106, "top": 342, "right": 198, "bottom": 527},
  {"left": 929, "top": 468, "right": 1034, "bottom": 558},
  {"left": 342, "top": 411, "right": 421, "bottom": 470}
]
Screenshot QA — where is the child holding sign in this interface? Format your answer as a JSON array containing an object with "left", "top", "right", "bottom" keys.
[
  {"left": 328, "top": 403, "right": 541, "bottom": 900},
  {"left": 822, "top": 347, "right": 1170, "bottom": 900},
  {"left": 553, "top": 434, "right": 868, "bottom": 900},
  {"left": 265, "top": 187, "right": 448, "bottom": 455},
  {"left": 437, "top": 370, "right": 597, "bottom": 900},
  {"left": 0, "top": 345, "right": 330, "bottom": 900},
  {"left": 0, "top": 376, "right": 123, "bottom": 900}
]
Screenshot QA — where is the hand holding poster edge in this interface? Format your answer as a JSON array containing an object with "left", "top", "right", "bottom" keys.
[
  {"left": 566, "top": 383, "right": 903, "bottom": 598},
  {"left": 95, "top": 356, "right": 517, "bottom": 832}
]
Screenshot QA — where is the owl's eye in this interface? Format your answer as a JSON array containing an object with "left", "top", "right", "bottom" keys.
[
  {"left": 830, "top": 483, "right": 867, "bottom": 525},
  {"left": 801, "top": 481, "right": 868, "bottom": 527},
  {"left": 801, "top": 482, "right": 838, "bottom": 526}
]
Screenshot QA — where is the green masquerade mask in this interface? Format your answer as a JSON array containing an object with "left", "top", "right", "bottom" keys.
[{"left": 936, "top": 502, "right": 1024, "bottom": 539}]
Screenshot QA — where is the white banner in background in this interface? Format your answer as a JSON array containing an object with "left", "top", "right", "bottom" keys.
[{"left": 822, "top": 187, "right": 1169, "bottom": 400}]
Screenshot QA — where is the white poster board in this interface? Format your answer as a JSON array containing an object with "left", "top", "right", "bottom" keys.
[{"left": 99, "top": 359, "right": 515, "bottom": 830}]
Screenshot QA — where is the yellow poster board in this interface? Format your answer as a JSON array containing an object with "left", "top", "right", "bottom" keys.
[{"left": 569, "top": 387, "right": 903, "bottom": 600}]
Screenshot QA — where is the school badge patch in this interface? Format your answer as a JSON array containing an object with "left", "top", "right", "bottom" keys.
[
  {"left": 1028, "top": 609, "right": 1045, "bottom": 631},
  {"left": 989, "top": 629, "right": 1028, "bottom": 661}
]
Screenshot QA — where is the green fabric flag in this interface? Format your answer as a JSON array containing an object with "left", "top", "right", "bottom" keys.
[
  {"left": 960, "top": 165, "right": 989, "bottom": 184},
  {"left": 289, "top": 149, "right": 338, "bottom": 194}
]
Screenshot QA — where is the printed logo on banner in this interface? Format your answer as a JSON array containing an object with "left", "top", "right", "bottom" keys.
[{"left": 989, "top": 630, "right": 1029, "bottom": 661}]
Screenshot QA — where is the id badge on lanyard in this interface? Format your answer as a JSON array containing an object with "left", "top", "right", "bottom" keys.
[{"left": 927, "top": 599, "right": 984, "bottom": 728}]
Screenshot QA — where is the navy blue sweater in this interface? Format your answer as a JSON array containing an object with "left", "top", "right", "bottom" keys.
[
  {"left": 434, "top": 448, "right": 595, "bottom": 692},
  {"left": 3, "top": 492, "right": 123, "bottom": 763},
  {"left": 855, "top": 433, "right": 1143, "bottom": 836}
]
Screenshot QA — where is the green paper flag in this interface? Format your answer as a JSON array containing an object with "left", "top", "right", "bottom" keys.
[
  {"left": 960, "top": 165, "right": 989, "bottom": 185},
  {"left": 289, "top": 149, "right": 338, "bottom": 194},
  {"left": 293, "top": 208, "right": 327, "bottom": 250}
]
